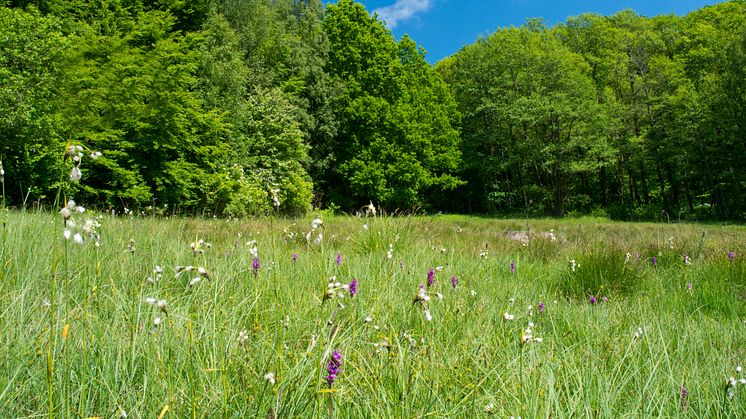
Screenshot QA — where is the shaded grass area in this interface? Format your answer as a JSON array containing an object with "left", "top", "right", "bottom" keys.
[{"left": 0, "top": 210, "right": 744, "bottom": 417}]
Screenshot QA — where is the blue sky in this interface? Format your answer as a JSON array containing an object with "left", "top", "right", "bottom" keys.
[{"left": 354, "top": 0, "right": 724, "bottom": 63}]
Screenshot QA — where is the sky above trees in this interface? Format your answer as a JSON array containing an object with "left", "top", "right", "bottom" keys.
[{"left": 358, "top": 0, "right": 725, "bottom": 62}]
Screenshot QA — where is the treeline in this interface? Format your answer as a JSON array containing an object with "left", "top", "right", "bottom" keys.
[{"left": 1, "top": 0, "right": 745, "bottom": 220}]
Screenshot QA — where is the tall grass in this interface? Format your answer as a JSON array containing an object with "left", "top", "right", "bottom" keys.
[{"left": 0, "top": 210, "right": 744, "bottom": 417}]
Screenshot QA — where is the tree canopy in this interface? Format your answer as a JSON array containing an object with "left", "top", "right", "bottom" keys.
[{"left": 1, "top": 0, "right": 745, "bottom": 220}]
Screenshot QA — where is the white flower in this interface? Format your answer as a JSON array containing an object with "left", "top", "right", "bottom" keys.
[
  {"left": 153, "top": 317, "right": 162, "bottom": 327},
  {"left": 503, "top": 312, "right": 514, "bottom": 321},
  {"left": 484, "top": 402, "right": 495, "bottom": 414},
  {"left": 311, "top": 218, "right": 323, "bottom": 229},
  {"left": 238, "top": 330, "right": 249, "bottom": 346},
  {"left": 436, "top": 293, "right": 444, "bottom": 300},
  {"left": 145, "top": 297, "right": 156, "bottom": 305},
  {"left": 424, "top": 309, "right": 432, "bottom": 321},
  {"left": 264, "top": 372, "right": 276, "bottom": 385},
  {"left": 156, "top": 299, "right": 167, "bottom": 312},
  {"left": 63, "top": 229, "right": 71, "bottom": 240},
  {"left": 314, "top": 233, "right": 323, "bottom": 245},
  {"left": 364, "top": 316, "right": 373, "bottom": 323},
  {"left": 91, "top": 151, "right": 102, "bottom": 160},
  {"left": 366, "top": 202, "right": 376, "bottom": 216},
  {"left": 70, "top": 166, "right": 82, "bottom": 182},
  {"left": 570, "top": 259, "right": 577, "bottom": 272},
  {"left": 736, "top": 365, "right": 742, "bottom": 373},
  {"left": 470, "top": 290, "right": 477, "bottom": 297},
  {"left": 189, "top": 277, "right": 201, "bottom": 287},
  {"left": 73, "top": 233, "right": 84, "bottom": 245},
  {"left": 362, "top": 224, "right": 368, "bottom": 231}
]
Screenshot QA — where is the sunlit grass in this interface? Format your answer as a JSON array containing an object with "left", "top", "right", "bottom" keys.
[{"left": 0, "top": 210, "right": 744, "bottom": 417}]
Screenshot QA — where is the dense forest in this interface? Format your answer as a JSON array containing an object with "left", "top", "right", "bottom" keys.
[{"left": 1, "top": 0, "right": 744, "bottom": 220}]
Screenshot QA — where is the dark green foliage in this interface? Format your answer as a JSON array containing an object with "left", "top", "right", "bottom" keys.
[
  {"left": 1, "top": 0, "right": 745, "bottom": 219},
  {"left": 321, "top": 0, "right": 462, "bottom": 210},
  {"left": 0, "top": 7, "right": 68, "bottom": 202}
]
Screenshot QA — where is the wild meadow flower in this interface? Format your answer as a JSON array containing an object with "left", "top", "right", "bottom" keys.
[
  {"left": 156, "top": 299, "right": 167, "bottom": 314},
  {"left": 0, "top": 160, "right": 4, "bottom": 182},
  {"left": 326, "top": 351, "right": 342, "bottom": 387},
  {"left": 589, "top": 295, "right": 598, "bottom": 305},
  {"left": 311, "top": 218, "right": 323, "bottom": 229},
  {"left": 538, "top": 302, "right": 545, "bottom": 314},
  {"left": 520, "top": 321, "right": 541, "bottom": 344},
  {"left": 687, "top": 282, "right": 692, "bottom": 291},
  {"left": 570, "top": 259, "right": 577, "bottom": 272},
  {"left": 633, "top": 327, "right": 643, "bottom": 339},
  {"left": 386, "top": 244, "right": 393, "bottom": 259},
  {"left": 153, "top": 317, "right": 162, "bottom": 327},
  {"left": 683, "top": 255, "right": 691, "bottom": 265},
  {"left": 348, "top": 278, "right": 357, "bottom": 297},
  {"left": 252, "top": 257, "right": 260, "bottom": 275},
  {"left": 503, "top": 312, "right": 514, "bottom": 321},
  {"left": 189, "top": 276, "right": 201, "bottom": 287},
  {"left": 324, "top": 277, "right": 349, "bottom": 302},
  {"left": 292, "top": 253, "right": 299, "bottom": 263},
  {"left": 73, "top": 233, "right": 84, "bottom": 245},
  {"left": 238, "top": 330, "right": 249, "bottom": 350},
  {"left": 651, "top": 256, "right": 657, "bottom": 267},
  {"left": 427, "top": 269, "right": 435, "bottom": 287},
  {"left": 424, "top": 308, "right": 433, "bottom": 321},
  {"left": 728, "top": 251, "right": 735, "bottom": 263},
  {"left": 510, "top": 260, "right": 516, "bottom": 273},
  {"left": 680, "top": 385, "right": 688, "bottom": 409},
  {"left": 69, "top": 166, "right": 82, "bottom": 182},
  {"left": 451, "top": 275, "right": 458, "bottom": 288},
  {"left": 336, "top": 252, "right": 342, "bottom": 266},
  {"left": 415, "top": 284, "right": 430, "bottom": 303},
  {"left": 263, "top": 371, "right": 277, "bottom": 385}
]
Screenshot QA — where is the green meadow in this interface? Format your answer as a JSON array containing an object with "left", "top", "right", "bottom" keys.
[{"left": 0, "top": 209, "right": 744, "bottom": 417}]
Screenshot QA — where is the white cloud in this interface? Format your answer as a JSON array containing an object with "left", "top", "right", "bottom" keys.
[{"left": 373, "top": 0, "right": 432, "bottom": 29}]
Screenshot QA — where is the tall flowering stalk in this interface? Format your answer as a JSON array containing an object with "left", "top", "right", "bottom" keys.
[
  {"left": 348, "top": 278, "right": 357, "bottom": 298},
  {"left": 326, "top": 351, "right": 342, "bottom": 387},
  {"left": 510, "top": 260, "right": 516, "bottom": 274},
  {"left": 252, "top": 256, "right": 260, "bottom": 277},
  {"left": 427, "top": 268, "right": 435, "bottom": 288}
]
